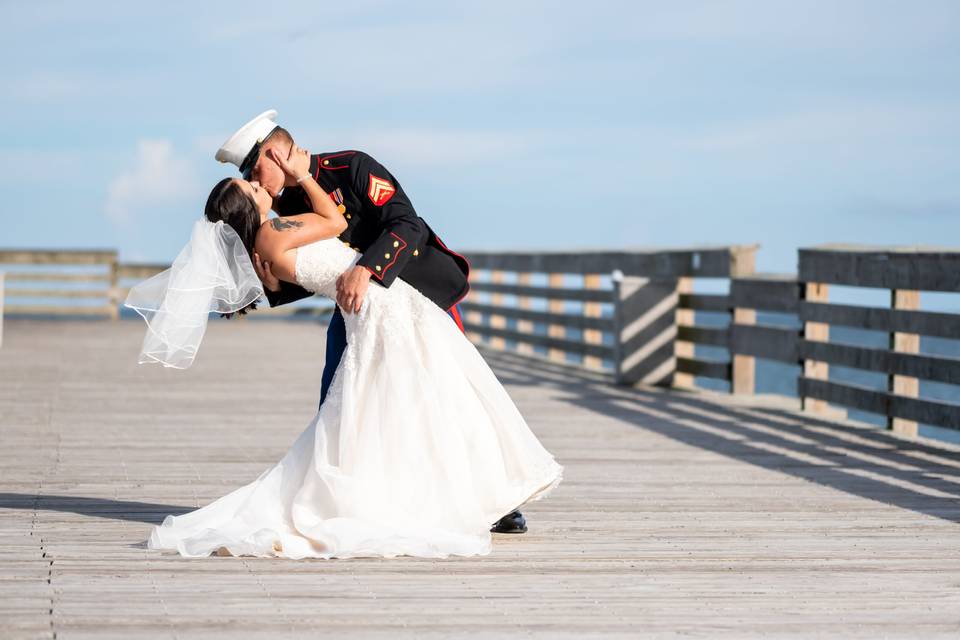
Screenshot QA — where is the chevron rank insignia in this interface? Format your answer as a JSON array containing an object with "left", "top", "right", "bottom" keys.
[{"left": 367, "top": 174, "right": 396, "bottom": 206}]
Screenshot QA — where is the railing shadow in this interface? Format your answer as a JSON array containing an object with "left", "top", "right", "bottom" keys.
[
  {"left": 482, "top": 348, "right": 960, "bottom": 524},
  {"left": 0, "top": 493, "right": 191, "bottom": 525},
  {"left": 5, "top": 348, "right": 958, "bottom": 527}
]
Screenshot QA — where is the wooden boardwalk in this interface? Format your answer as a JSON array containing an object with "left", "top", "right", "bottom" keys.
[{"left": 1, "top": 319, "right": 959, "bottom": 639}]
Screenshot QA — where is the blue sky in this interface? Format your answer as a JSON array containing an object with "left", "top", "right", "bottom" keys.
[{"left": 2, "top": 0, "right": 958, "bottom": 275}]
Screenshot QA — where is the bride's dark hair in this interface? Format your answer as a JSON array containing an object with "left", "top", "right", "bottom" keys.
[{"left": 204, "top": 177, "right": 262, "bottom": 318}]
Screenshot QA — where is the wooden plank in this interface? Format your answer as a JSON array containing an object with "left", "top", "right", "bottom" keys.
[
  {"left": 730, "top": 323, "right": 799, "bottom": 363},
  {"left": 468, "top": 281, "right": 612, "bottom": 302},
  {"left": 459, "top": 302, "right": 613, "bottom": 331},
  {"left": 117, "top": 263, "right": 168, "bottom": 279},
  {"left": 3, "top": 272, "right": 112, "bottom": 282},
  {"left": 730, "top": 274, "right": 800, "bottom": 313},
  {"left": 676, "top": 324, "right": 729, "bottom": 348},
  {"left": 2, "top": 304, "right": 114, "bottom": 316},
  {"left": 461, "top": 322, "right": 612, "bottom": 359},
  {"left": 798, "top": 376, "right": 960, "bottom": 431},
  {"left": 4, "top": 288, "right": 109, "bottom": 299},
  {"left": 799, "top": 340, "right": 960, "bottom": 386},
  {"left": 800, "top": 301, "right": 960, "bottom": 338},
  {"left": 889, "top": 290, "right": 920, "bottom": 437},
  {"left": 799, "top": 245, "right": 960, "bottom": 292},
  {"left": 0, "top": 249, "right": 116, "bottom": 265},
  {"left": 3, "top": 319, "right": 960, "bottom": 637},
  {"left": 464, "top": 245, "right": 760, "bottom": 278},
  {"left": 678, "top": 293, "right": 731, "bottom": 312},
  {"left": 676, "top": 356, "right": 730, "bottom": 380},
  {"left": 801, "top": 282, "right": 830, "bottom": 415}
]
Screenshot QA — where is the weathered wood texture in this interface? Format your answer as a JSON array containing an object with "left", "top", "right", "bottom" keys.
[
  {"left": 2, "top": 319, "right": 959, "bottom": 638},
  {"left": 464, "top": 246, "right": 759, "bottom": 278},
  {"left": 799, "top": 245, "right": 960, "bottom": 292},
  {"left": 0, "top": 250, "right": 117, "bottom": 319}
]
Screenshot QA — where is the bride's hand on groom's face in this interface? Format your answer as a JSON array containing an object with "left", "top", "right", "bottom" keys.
[{"left": 268, "top": 145, "right": 309, "bottom": 179}]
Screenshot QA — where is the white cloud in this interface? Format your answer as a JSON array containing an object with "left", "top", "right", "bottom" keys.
[{"left": 104, "top": 139, "right": 201, "bottom": 223}]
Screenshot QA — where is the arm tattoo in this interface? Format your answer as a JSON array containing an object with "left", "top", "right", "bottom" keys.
[{"left": 270, "top": 217, "right": 304, "bottom": 232}]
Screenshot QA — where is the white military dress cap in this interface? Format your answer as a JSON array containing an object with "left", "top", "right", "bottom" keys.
[{"left": 215, "top": 109, "right": 280, "bottom": 179}]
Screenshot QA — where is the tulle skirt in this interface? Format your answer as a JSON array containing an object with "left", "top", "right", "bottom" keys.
[{"left": 147, "top": 278, "right": 563, "bottom": 559}]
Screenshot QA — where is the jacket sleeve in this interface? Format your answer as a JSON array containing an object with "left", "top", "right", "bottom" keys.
[
  {"left": 350, "top": 152, "right": 425, "bottom": 288},
  {"left": 264, "top": 279, "right": 313, "bottom": 308}
]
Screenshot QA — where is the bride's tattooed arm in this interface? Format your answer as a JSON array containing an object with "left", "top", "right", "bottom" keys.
[{"left": 270, "top": 218, "right": 304, "bottom": 232}]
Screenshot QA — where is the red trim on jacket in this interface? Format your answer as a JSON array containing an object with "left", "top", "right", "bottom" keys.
[
  {"left": 318, "top": 151, "right": 356, "bottom": 170},
  {"left": 434, "top": 235, "right": 471, "bottom": 279},
  {"left": 448, "top": 304, "right": 465, "bottom": 334}
]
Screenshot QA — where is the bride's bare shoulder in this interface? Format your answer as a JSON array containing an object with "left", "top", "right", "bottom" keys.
[{"left": 254, "top": 214, "right": 315, "bottom": 258}]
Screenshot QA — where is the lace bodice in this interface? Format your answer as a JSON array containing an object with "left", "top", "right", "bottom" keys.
[{"left": 294, "top": 238, "right": 363, "bottom": 299}]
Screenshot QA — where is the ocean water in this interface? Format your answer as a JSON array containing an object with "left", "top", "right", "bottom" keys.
[{"left": 692, "top": 311, "right": 960, "bottom": 445}]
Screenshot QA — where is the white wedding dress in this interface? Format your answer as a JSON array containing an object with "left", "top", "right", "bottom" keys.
[{"left": 147, "top": 237, "right": 563, "bottom": 559}]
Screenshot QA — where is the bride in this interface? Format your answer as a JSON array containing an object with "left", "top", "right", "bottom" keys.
[{"left": 125, "top": 146, "right": 563, "bottom": 559}]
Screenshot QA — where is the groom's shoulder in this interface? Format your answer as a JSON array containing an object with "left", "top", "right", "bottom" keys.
[
  {"left": 317, "top": 149, "right": 395, "bottom": 175},
  {"left": 316, "top": 149, "right": 370, "bottom": 172}
]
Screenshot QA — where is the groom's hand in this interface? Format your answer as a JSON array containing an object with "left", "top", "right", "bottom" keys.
[{"left": 336, "top": 266, "right": 372, "bottom": 314}]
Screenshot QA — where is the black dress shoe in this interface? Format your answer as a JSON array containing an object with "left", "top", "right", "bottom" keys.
[{"left": 490, "top": 510, "right": 527, "bottom": 534}]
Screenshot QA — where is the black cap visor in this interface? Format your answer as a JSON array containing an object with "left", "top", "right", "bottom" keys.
[{"left": 239, "top": 125, "right": 280, "bottom": 181}]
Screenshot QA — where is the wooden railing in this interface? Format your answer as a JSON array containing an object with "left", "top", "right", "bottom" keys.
[
  {"left": 461, "top": 246, "right": 759, "bottom": 386},
  {"left": 462, "top": 244, "right": 960, "bottom": 435},
  {"left": 0, "top": 250, "right": 120, "bottom": 318},
  {"left": 795, "top": 245, "right": 960, "bottom": 435},
  {"left": 0, "top": 250, "right": 332, "bottom": 319},
  {"left": 3, "top": 244, "right": 957, "bottom": 435}
]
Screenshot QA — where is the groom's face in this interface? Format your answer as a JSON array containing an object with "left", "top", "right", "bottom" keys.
[{"left": 251, "top": 139, "right": 288, "bottom": 198}]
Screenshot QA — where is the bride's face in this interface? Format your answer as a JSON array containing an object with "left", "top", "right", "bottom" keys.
[{"left": 235, "top": 179, "right": 272, "bottom": 219}]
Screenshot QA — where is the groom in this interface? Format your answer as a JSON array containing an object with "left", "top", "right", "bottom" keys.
[{"left": 216, "top": 110, "right": 527, "bottom": 535}]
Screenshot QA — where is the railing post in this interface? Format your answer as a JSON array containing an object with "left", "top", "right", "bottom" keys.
[
  {"left": 889, "top": 289, "right": 920, "bottom": 437},
  {"left": 801, "top": 282, "right": 830, "bottom": 414},
  {"left": 729, "top": 246, "right": 758, "bottom": 394},
  {"left": 516, "top": 273, "right": 534, "bottom": 355},
  {"left": 673, "top": 277, "right": 695, "bottom": 389},
  {"left": 547, "top": 273, "right": 566, "bottom": 362},
  {"left": 489, "top": 270, "right": 506, "bottom": 350},
  {"left": 612, "top": 271, "right": 624, "bottom": 383},
  {"left": 108, "top": 252, "right": 120, "bottom": 321},
  {"left": 612, "top": 270, "right": 679, "bottom": 387},
  {"left": 583, "top": 273, "right": 603, "bottom": 370},
  {"left": 731, "top": 306, "right": 756, "bottom": 394}
]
